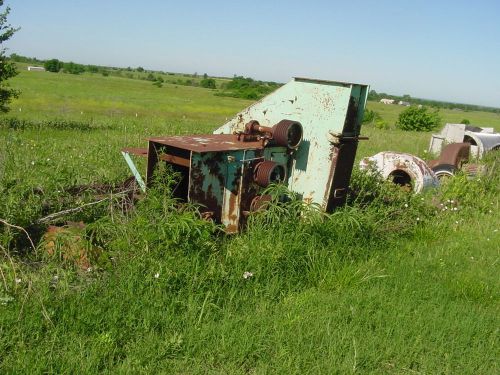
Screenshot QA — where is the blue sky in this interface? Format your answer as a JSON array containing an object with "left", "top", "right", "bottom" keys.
[{"left": 5, "top": 0, "right": 500, "bottom": 107}]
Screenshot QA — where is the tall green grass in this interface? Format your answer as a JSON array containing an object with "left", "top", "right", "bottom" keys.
[
  {"left": 0, "top": 71, "right": 498, "bottom": 373},
  {"left": 1, "top": 153, "right": 498, "bottom": 373}
]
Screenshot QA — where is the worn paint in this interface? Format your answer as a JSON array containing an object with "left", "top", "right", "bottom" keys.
[
  {"left": 214, "top": 77, "right": 368, "bottom": 209},
  {"left": 360, "top": 151, "right": 439, "bottom": 193},
  {"left": 121, "top": 151, "right": 147, "bottom": 192},
  {"left": 125, "top": 77, "right": 369, "bottom": 232}
]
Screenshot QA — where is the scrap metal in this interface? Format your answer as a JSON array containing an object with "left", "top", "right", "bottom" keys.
[
  {"left": 359, "top": 151, "right": 439, "bottom": 193},
  {"left": 122, "top": 77, "right": 369, "bottom": 232},
  {"left": 429, "top": 123, "right": 500, "bottom": 158}
]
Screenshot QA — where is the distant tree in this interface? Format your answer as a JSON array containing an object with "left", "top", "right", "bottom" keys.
[
  {"left": 396, "top": 106, "right": 441, "bottom": 132},
  {"left": 136, "top": 66, "right": 144, "bottom": 72},
  {"left": 460, "top": 119, "right": 470, "bottom": 125},
  {"left": 63, "top": 62, "right": 85, "bottom": 74},
  {"left": 218, "top": 76, "right": 280, "bottom": 100},
  {"left": 0, "top": 1, "right": 20, "bottom": 112},
  {"left": 146, "top": 73, "right": 155, "bottom": 81},
  {"left": 193, "top": 72, "right": 198, "bottom": 78},
  {"left": 367, "top": 90, "right": 378, "bottom": 101},
  {"left": 86, "top": 65, "right": 99, "bottom": 73},
  {"left": 9, "top": 53, "right": 25, "bottom": 62},
  {"left": 44, "top": 59, "right": 63, "bottom": 72},
  {"left": 200, "top": 78, "right": 216, "bottom": 89},
  {"left": 203, "top": 73, "right": 208, "bottom": 79}
]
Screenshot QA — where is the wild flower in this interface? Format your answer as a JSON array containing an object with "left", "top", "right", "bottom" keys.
[
  {"left": 154, "top": 273, "right": 160, "bottom": 279},
  {"left": 242, "top": 271, "right": 253, "bottom": 279},
  {"left": 15, "top": 278, "right": 22, "bottom": 284}
]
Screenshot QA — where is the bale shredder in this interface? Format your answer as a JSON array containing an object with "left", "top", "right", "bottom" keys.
[{"left": 122, "top": 78, "right": 369, "bottom": 233}]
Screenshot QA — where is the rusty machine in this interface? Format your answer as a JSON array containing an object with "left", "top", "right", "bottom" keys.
[
  {"left": 122, "top": 78, "right": 369, "bottom": 232},
  {"left": 359, "top": 123, "right": 500, "bottom": 192}
]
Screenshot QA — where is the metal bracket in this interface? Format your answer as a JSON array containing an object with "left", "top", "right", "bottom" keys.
[
  {"left": 328, "top": 131, "right": 369, "bottom": 145},
  {"left": 121, "top": 151, "right": 146, "bottom": 192}
]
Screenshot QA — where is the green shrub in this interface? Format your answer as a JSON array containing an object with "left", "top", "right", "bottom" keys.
[
  {"left": 63, "top": 62, "right": 85, "bottom": 75},
  {"left": 396, "top": 106, "right": 441, "bottom": 131},
  {"left": 362, "top": 109, "right": 376, "bottom": 124},
  {"left": 200, "top": 78, "right": 216, "bottom": 89},
  {"left": 216, "top": 76, "right": 280, "bottom": 100},
  {"left": 86, "top": 65, "right": 99, "bottom": 73},
  {"left": 362, "top": 110, "right": 389, "bottom": 129},
  {"left": 374, "top": 118, "right": 389, "bottom": 129},
  {"left": 44, "top": 59, "right": 63, "bottom": 73}
]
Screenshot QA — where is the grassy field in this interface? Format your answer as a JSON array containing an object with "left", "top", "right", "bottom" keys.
[{"left": 0, "top": 69, "right": 499, "bottom": 373}]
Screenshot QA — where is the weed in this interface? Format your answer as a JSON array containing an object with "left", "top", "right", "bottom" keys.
[{"left": 0, "top": 70, "right": 498, "bottom": 373}]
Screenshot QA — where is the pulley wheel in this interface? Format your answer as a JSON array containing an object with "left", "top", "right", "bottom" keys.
[
  {"left": 272, "top": 120, "right": 303, "bottom": 149},
  {"left": 254, "top": 161, "right": 286, "bottom": 187}
]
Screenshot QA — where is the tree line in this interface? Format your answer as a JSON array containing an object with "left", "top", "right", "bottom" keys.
[
  {"left": 368, "top": 90, "right": 500, "bottom": 114},
  {"left": 8, "top": 53, "right": 281, "bottom": 99}
]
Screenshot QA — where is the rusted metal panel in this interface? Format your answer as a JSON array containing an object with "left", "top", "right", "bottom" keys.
[
  {"left": 434, "top": 142, "right": 470, "bottom": 168},
  {"left": 221, "top": 150, "right": 245, "bottom": 233},
  {"left": 360, "top": 151, "right": 439, "bottom": 193},
  {"left": 189, "top": 152, "right": 225, "bottom": 224},
  {"left": 158, "top": 153, "right": 191, "bottom": 168},
  {"left": 149, "top": 134, "right": 264, "bottom": 153}
]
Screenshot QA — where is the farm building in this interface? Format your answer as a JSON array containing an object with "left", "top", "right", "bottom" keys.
[
  {"left": 27, "top": 66, "right": 45, "bottom": 72},
  {"left": 398, "top": 101, "right": 411, "bottom": 106},
  {"left": 380, "top": 98, "right": 395, "bottom": 104}
]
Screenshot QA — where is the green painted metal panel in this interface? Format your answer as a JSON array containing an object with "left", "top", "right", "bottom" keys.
[{"left": 214, "top": 77, "right": 369, "bottom": 208}]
